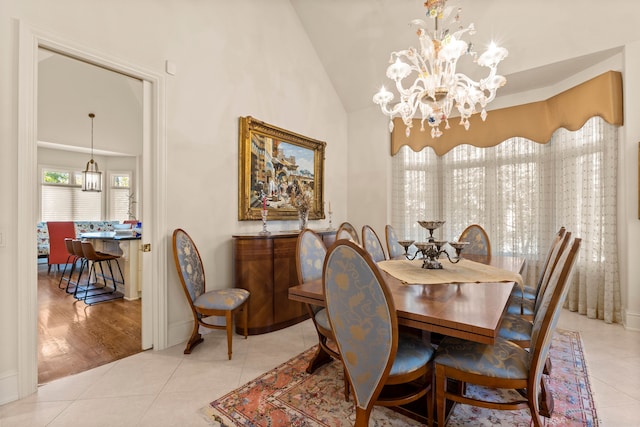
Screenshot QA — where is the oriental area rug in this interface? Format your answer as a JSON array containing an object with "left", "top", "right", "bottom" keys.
[{"left": 201, "top": 329, "right": 598, "bottom": 426}]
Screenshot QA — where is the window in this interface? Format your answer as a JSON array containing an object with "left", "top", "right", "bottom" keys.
[
  {"left": 109, "top": 171, "right": 134, "bottom": 221},
  {"left": 41, "top": 166, "right": 102, "bottom": 221},
  {"left": 392, "top": 116, "right": 621, "bottom": 322}
]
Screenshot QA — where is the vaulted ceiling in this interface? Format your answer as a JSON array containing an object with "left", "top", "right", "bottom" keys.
[{"left": 290, "top": 0, "right": 637, "bottom": 113}]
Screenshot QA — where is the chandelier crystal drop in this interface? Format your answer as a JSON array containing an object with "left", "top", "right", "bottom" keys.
[{"left": 373, "top": 0, "right": 508, "bottom": 138}]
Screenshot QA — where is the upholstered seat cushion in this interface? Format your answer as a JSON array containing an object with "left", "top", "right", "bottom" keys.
[
  {"left": 193, "top": 288, "right": 250, "bottom": 310},
  {"left": 389, "top": 333, "right": 435, "bottom": 376},
  {"left": 507, "top": 297, "right": 534, "bottom": 316},
  {"left": 435, "top": 337, "right": 530, "bottom": 380},
  {"left": 510, "top": 284, "right": 537, "bottom": 300},
  {"left": 314, "top": 308, "right": 330, "bottom": 331},
  {"left": 498, "top": 313, "right": 533, "bottom": 342}
]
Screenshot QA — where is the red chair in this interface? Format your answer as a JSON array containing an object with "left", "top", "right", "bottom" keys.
[{"left": 46, "top": 221, "right": 76, "bottom": 273}]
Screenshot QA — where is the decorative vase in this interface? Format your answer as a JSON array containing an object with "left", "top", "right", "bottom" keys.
[{"left": 298, "top": 210, "right": 309, "bottom": 230}]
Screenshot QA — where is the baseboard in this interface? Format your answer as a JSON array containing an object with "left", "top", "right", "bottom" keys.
[
  {"left": 167, "top": 319, "right": 193, "bottom": 348},
  {"left": 167, "top": 317, "right": 226, "bottom": 349},
  {"left": 0, "top": 370, "right": 18, "bottom": 406},
  {"left": 623, "top": 308, "right": 640, "bottom": 331}
]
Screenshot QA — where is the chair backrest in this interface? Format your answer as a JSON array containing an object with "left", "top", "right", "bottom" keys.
[
  {"left": 528, "top": 238, "right": 581, "bottom": 413},
  {"left": 295, "top": 228, "right": 327, "bottom": 285},
  {"left": 385, "top": 225, "right": 405, "bottom": 259},
  {"left": 64, "top": 238, "right": 75, "bottom": 257},
  {"left": 531, "top": 227, "right": 566, "bottom": 295},
  {"left": 362, "top": 225, "right": 387, "bottom": 262},
  {"left": 46, "top": 221, "right": 76, "bottom": 265},
  {"left": 458, "top": 224, "right": 491, "bottom": 256},
  {"left": 336, "top": 222, "right": 360, "bottom": 244},
  {"left": 534, "top": 231, "right": 571, "bottom": 315},
  {"left": 172, "top": 229, "right": 206, "bottom": 305},
  {"left": 323, "top": 240, "right": 398, "bottom": 417},
  {"left": 80, "top": 240, "right": 102, "bottom": 261},
  {"left": 71, "top": 239, "right": 84, "bottom": 258}
]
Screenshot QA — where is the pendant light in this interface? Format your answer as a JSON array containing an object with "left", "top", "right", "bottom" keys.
[{"left": 82, "top": 112, "right": 102, "bottom": 192}]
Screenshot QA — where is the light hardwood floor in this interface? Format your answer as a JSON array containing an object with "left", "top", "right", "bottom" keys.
[{"left": 38, "top": 261, "right": 142, "bottom": 384}]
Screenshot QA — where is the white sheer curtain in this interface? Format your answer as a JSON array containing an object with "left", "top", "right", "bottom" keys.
[{"left": 391, "top": 117, "right": 621, "bottom": 323}]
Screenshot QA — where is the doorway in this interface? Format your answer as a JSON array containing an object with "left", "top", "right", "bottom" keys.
[
  {"left": 37, "top": 48, "right": 144, "bottom": 384},
  {"left": 17, "top": 22, "right": 168, "bottom": 398}
]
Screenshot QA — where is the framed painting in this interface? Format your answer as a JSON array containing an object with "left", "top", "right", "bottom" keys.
[{"left": 238, "top": 116, "right": 326, "bottom": 221}]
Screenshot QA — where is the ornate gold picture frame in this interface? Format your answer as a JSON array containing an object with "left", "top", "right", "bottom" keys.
[{"left": 238, "top": 116, "right": 326, "bottom": 221}]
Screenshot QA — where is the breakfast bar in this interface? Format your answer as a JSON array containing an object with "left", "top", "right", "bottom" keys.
[{"left": 79, "top": 231, "right": 142, "bottom": 300}]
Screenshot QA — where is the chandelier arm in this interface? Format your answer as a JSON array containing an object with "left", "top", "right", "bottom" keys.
[{"left": 373, "top": 0, "right": 507, "bottom": 138}]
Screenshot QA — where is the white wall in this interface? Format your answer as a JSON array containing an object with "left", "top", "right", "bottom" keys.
[{"left": 0, "top": 0, "right": 347, "bottom": 404}]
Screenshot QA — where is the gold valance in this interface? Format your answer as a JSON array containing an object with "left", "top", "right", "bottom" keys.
[{"left": 390, "top": 70, "right": 624, "bottom": 156}]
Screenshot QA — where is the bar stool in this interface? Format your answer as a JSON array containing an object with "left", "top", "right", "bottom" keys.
[
  {"left": 58, "top": 238, "right": 82, "bottom": 291},
  {"left": 68, "top": 239, "right": 88, "bottom": 296},
  {"left": 75, "top": 241, "right": 124, "bottom": 305}
]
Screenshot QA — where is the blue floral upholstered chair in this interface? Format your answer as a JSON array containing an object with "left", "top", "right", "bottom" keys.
[
  {"left": 172, "top": 228, "right": 249, "bottom": 360},
  {"left": 385, "top": 224, "right": 406, "bottom": 259},
  {"left": 511, "top": 227, "right": 567, "bottom": 308},
  {"left": 362, "top": 225, "right": 387, "bottom": 262},
  {"left": 506, "top": 227, "right": 568, "bottom": 319},
  {"left": 323, "top": 240, "right": 434, "bottom": 427},
  {"left": 458, "top": 224, "right": 491, "bottom": 256},
  {"left": 336, "top": 221, "right": 360, "bottom": 245},
  {"left": 296, "top": 229, "right": 353, "bottom": 399},
  {"left": 500, "top": 231, "right": 571, "bottom": 348},
  {"left": 434, "top": 237, "right": 581, "bottom": 427}
]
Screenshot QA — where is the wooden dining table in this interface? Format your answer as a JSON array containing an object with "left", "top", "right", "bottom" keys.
[
  {"left": 288, "top": 254, "right": 525, "bottom": 372},
  {"left": 289, "top": 253, "right": 525, "bottom": 424}
]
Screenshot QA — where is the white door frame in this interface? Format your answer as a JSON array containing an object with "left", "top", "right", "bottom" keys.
[{"left": 17, "top": 21, "right": 168, "bottom": 397}]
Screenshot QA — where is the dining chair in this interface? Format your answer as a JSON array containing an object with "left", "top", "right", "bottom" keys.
[
  {"left": 457, "top": 224, "right": 491, "bottom": 256},
  {"left": 385, "top": 224, "right": 406, "bottom": 259},
  {"left": 323, "top": 240, "right": 434, "bottom": 427},
  {"left": 506, "top": 229, "right": 570, "bottom": 320},
  {"left": 336, "top": 221, "right": 360, "bottom": 245},
  {"left": 434, "top": 237, "right": 581, "bottom": 427},
  {"left": 295, "top": 229, "right": 351, "bottom": 397},
  {"left": 172, "top": 228, "right": 249, "bottom": 360},
  {"left": 46, "top": 221, "right": 77, "bottom": 273},
  {"left": 500, "top": 231, "right": 571, "bottom": 347},
  {"left": 295, "top": 231, "right": 335, "bottom": 363},
  {"left": 510, "top": 227, "right": 566, "bottom": 302},
  {"left": 362, "top": 225, "right": 387, "bottom": 262}
]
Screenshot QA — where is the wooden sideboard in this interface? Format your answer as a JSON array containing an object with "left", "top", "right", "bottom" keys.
[{"left": 232, "top": 229, "right": 336, "bottom": 335}]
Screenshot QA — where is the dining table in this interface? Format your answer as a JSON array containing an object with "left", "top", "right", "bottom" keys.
[{"left": 288, "top": 253, "right": 526, "bottom": 374}]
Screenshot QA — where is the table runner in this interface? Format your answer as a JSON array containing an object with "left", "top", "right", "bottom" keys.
[{"left": 377, "top": 258, "right": 523, "bottom": 288}]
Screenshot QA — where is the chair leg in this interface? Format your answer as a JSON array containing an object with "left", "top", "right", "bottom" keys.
[
  {"left": 436, "top": 364, "right": 447, "bottom": 427},
  {"left": 184, "top": 321, "right": 204, "bottom": 354},
  {"left": 426, "top": 383, "right": 434, "bottom": 427},
  {"left": 343, "top": 366, "right": 350, "bottom": 401},
  {"left": 538, "top": 376, "right": 554, "bottom": 418},
  {"left": 243, "top": 303, "right": 248, "bottom": 339},
  {"left": 226, "top": 311, "right": 233, "bottom": 360}
]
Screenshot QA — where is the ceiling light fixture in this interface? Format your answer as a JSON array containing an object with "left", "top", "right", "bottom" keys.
[
  {"left": 373, "top": 0, "right": 508, "bottom": 138},
  {"left": 82, "top": 113, "right": 102, "bottom": 192}
]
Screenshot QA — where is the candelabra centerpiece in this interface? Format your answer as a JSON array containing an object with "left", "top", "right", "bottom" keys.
[{"left": 400, "top": 220, "right": 469, "bottom": 269}]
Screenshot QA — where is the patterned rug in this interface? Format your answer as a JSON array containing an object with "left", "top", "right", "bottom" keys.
[{"left": 202, "top": 329, "right": 598, "bottom": 426}]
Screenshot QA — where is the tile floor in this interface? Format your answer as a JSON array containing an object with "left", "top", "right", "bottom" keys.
[{"left": 0, "top": 310, "right": 638, "bottom": 426}]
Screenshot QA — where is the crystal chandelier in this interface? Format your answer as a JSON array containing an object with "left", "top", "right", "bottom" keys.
[{"left": 373, "top": 0, "right": 508, "bottom": 138}]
